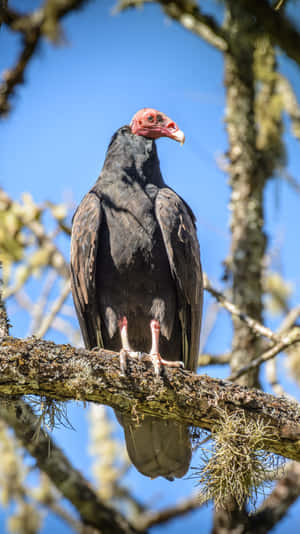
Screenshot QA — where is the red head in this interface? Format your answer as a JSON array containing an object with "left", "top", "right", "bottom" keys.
[{"left": 130, "top": 108, "right": 185, "bottom": 145}]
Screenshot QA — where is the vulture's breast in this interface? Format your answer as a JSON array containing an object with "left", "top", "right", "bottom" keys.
[{"left": 95, "top": 179, "right": 178, "bottom": 349}]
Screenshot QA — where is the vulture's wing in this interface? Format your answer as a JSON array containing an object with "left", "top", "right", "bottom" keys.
[
  {"left": 70, "top": 191, "right": 103, "bottom": 350},
  {"left": 155, "top": 188, "right": 202, "bottom": 371}
]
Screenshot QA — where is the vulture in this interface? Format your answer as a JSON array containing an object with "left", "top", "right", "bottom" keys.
[{"left": 70, "top": 108, "right": 203, "bottom": 479}]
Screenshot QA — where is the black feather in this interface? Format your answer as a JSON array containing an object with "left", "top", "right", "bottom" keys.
[{"left": 70, "top": 125, "right": 203, "bottom": 479}]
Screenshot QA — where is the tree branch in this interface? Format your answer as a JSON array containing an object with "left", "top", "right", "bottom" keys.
[
  {"left": 228, "top": 327, "right": 300, "bottom": 382},
  {"left": 236, "top": 462, "right": 300, "bottom": 534},
  {"left": 203, "top": 274, "right": 282, "bottom": 344},
  {"left": 0, "top": 269, "right": 9, "bottom": 337},
  {"left": 136, "top": 492, "right": 206, "bottom": 530},
  {"left": 116, "top": 0, "right": 228, "bottom": 52},
  {"left": 0, "top": 274, "right": 139, "bottom": 534},
  {"left": 0, "top": 0, "right": 91, "bottom": 116},
  {"left": 0, "top": 399, "right": 140, "bottom": 534},
  {"left": 235, "top": 0, "right": 300, "bottom": 67},
  {"left": 1, "top": 335, "right": 300, "bottom": 462}
]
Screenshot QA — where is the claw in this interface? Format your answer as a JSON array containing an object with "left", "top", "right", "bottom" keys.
[
  {"left": 149, "top": 352, "right": 184, "bottom": 376},
  {"left": 120, "top": 348, "right": 128, "bottom": 376},
  {"left": 119, "top": 348, "right": 141, "bottom": 375}
]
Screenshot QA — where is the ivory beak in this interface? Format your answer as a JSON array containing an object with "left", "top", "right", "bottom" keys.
[{"left": 172, "top": 129, "right": 185, "bottom": 145}]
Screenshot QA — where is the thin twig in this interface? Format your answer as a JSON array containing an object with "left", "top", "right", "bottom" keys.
[
  {"left": 203, "top": 274, "right": 283, "bottom": 343},
  {"left": 30, "top": 271, "right": 58, "bottom": 335},
  {"left": 198, "top": 353, "right": 231, "bottom": 366},
  {"left": 228, "top": 328, "right": 300, "bottom": 382},
  {"left": 34, "top": 280, "right": 70, "bottom": 338},
  {"left": 135, "top": 492, "right": 207, "bottom": 530}
]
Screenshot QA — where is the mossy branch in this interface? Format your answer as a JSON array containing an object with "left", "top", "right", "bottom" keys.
[{"left": 1, "top": 335, "right": 300, "bottom": 463}]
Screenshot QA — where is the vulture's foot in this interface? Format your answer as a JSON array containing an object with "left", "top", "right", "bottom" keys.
[
  {"left": 149, "top": 352, "right": 184, "bottom": 376},
  {"left": 119, "top": 316, "right": 145, "bottom": 375},
  {"left": 119, "top": 348, "right": 144, "bottom": 375},
  {"left": 150, "top": 320, "right": 184, "bottom": 376}
]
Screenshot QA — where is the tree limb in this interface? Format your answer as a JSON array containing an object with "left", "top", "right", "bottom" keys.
[
  {"left": 116, "top": 0, "right": 228, "bottom": 52},
  {"left": 203, "top": 274, "right": 282, "bottom": 344},
  {"left": 136, "top": 492, "right": 206, "bottom": 530},
  {"left": 0, "top": 399, "right": 140, "bottom": 534},
  {"left": 234, "top": 0, "right": 300, "bottom": 67},
  {"left": 1, "top": 335, "right": 300, "bottom": 462},
  {"left": 233, "top": 462, "right": 300, "bottom": 534},
  {"left": 228, "top": 327, "right": 300, "bottom": 382},
  {"left": 0, "top": 275, "right": 139, "bottom": 534},
  {"left": 0, "top": 0, "right": 91, "bottom": 115}
]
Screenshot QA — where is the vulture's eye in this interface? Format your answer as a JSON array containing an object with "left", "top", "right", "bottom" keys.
[
  {"left": 157, "top": 114, "right": 163, "bottom": 122},
  {"left": 147, "top": 115, "right": 154, "bottom": 122}
]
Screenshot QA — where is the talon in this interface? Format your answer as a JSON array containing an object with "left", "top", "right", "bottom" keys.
[
  {"left": 150, "top": 352, "right": 162, "bottom": 376},
  {"left": 120, "top": 348, "right": 128, "bottom": 376}
]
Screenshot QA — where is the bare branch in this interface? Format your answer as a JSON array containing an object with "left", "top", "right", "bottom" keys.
[
  {"left": 0, "top": 0, "right": 91, "bottom": 116},
  {"left": 228, "top": 304, "right": 300, "bottom": 382},
  {"left": 0, "top": 399, "right": 140, "bottom": 534},
  {"left": 277, "top": 74, "right": 300, "bottom": 140},
  {"left": 278, "top": 304, "right": 300, "bottom": 333},
  {"left": 203, "top": 274, "right": 282, "bottom": 344},
  {"left": 228, "top": 327, "right": 300, "bottom": 382},
  {"left": 246, "top": 462, "right": 300, "bottom": 534},
  {"left": 198, "top": 353, "right": 231, "bottom": 366},
  {"left": 279, "top": 169, "right": 300, "bottom": 195},
  {"left": 136, "top": 492, "right": 206, "bottom": 530},
  {"left": 30, "top": 271, "right": 58, "bottom": 335},
  {"left": 34, "top": 280, "right": 71, "bottom": 338}
]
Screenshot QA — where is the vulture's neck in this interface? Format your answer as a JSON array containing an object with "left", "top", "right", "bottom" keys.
[{"left": 100, "top": 128, "right": 165, "bottom": 188}]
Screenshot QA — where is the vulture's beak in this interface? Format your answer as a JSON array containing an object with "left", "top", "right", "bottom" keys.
[{"left": 172, "top": 129, "right": 185, "bottom": 145}]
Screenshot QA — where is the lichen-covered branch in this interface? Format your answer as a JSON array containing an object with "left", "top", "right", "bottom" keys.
[
  {"left": 224, "top": 2, "right": 267, "bottom": 388},
  {"left": 1, "top": 275, "right": 138, "bottom": 534},
  {"left": 0, "top": 335, "right": 300, "bottom": 462},
  {"left": 116, "top": 0, "right": 228, "bottom": 52},
  {"left": 0, "top": 271, "right": 9, "bottom": 338},
  {"left": 234, "top": 0, "right": 300, "bottom": 67}
]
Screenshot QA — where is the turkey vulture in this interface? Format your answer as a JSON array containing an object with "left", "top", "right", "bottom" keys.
[{"left": 71, "top": 108, "right": 203, "bottom": 479}]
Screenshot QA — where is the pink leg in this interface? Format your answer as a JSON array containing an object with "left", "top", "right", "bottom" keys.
[
  {"left": 119, "top": 316, "right": 130, "bottom": 351},
  {"left": 150, "top": 320, "right": 184, "bottom": 375},
  {"left": 118, "top": 316, "right": 142, "bottom": 374}
]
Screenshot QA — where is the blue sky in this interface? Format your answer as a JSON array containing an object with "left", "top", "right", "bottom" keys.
[{"left": 1, "top": 0, "right": 300, "bottom": 532}]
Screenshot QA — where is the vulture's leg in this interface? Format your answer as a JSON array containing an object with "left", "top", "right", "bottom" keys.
[
  {"left": 119, "top": 317, "right": 143, "bottom": 374},
  {"left": 149, "top": 320, "right": 184, "bottom": 375}
]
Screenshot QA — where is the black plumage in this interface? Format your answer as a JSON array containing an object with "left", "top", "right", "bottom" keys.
[{"left": 71, "top": 116, "right": 203, "bottom": 479}]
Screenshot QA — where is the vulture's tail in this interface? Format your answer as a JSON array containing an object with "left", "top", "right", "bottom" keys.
[{"left": 115, "top": 411, "right": 191, "bottom": 480}]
